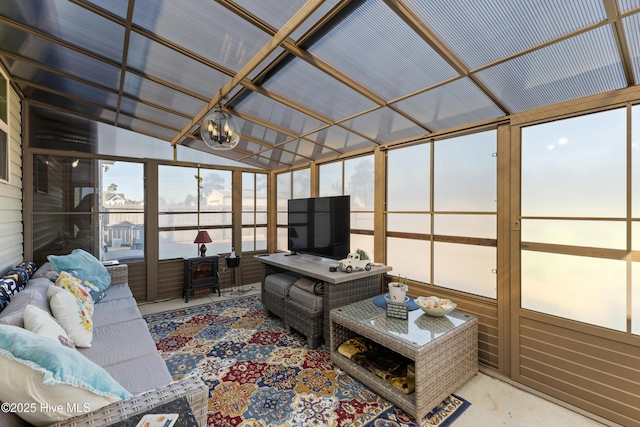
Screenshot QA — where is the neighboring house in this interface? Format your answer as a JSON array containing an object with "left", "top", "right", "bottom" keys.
[
  {"left": 205, "top": 189, "right": 226, "bottom": 208},
  {"left": 104, "top": 193, "right": 126, "bottom": 206}
]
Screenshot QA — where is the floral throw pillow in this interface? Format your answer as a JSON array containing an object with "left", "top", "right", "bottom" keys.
[
  {"left": 47, "top": 285, "right": 94, "bottom": 347},
  {"left": 55, "top": 271, "right": 95, "bottom": 306},
  {"left": 66, "top": 270, "right": 106, "bottom": 303}
]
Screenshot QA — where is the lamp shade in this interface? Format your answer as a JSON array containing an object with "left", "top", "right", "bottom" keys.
[{"left": 194, "top": 230, "right": 212, "bottom": 244}]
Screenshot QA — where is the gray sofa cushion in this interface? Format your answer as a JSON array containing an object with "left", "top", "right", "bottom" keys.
[
  {"left": 288, "top": 285, "right": 323, "bottom": 312},
  {"left": 98, "top": 283, "right": 133, "bottom": 303},
  {"left": 264, "top": 272, "right": 300, "bottom": 297},
  {"left": 79, "top": 319, "right": 159, "bottom": 368},
  {"left": 0, "top": 278, "right": 51, "bottom": 327},
  {"left": 92, "top": 298, "right": 142, "bottom": 328},
  {"left": 105, "top": 354, "right": 173, "bottom": 395}
]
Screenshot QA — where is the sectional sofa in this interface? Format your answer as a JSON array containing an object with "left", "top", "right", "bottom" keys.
[{"left": 0, "top": 253, "right": 207, "bottom": 427}]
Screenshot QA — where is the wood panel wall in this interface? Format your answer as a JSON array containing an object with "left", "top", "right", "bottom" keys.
[
  {"left": 127, "top": 262, "right": 147, "bottom": 301},
  {"left": 150, "top": 253, "right": 266, "bottom": 302},
  {"left": 517, "top": 317, "right": 640, "bottom": 427},
  {"left": 241, "top": 252, "right": 266, "bottom": 287},
  {"left": 156, "top": 259, "right": 183, "bottom": 301}
]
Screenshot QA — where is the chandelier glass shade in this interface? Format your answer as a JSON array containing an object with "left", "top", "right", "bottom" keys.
[{"left": 200, "top": 109, "right": 240, "bottom": 150}]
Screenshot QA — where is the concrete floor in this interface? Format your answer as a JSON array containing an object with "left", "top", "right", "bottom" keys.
[{"left": 139, "top": 288, "right": 609, "bottom": 427}]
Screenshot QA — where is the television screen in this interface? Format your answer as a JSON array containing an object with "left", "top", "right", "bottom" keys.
[{"left": 287, "top": 195, "right": 350, "bottom": 260}]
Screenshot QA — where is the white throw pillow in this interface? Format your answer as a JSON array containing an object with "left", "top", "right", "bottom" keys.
[
  {"left": 23, "top": 304, "right": 74, "bottom": 348},
  {"left": 46, "top": 286, "right": 94, "bottom": 347}
]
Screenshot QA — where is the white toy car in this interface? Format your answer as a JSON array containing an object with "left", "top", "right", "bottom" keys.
[{"left": 338, "top": 252, "right": 372, "bottom": 273}]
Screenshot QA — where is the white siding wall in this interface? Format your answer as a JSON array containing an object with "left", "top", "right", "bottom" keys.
[{"left": 0, "top": 84, "right": 23, "bottom": 274}]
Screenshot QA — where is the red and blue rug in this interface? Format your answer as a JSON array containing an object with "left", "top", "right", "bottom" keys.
[{"left": 143, "top": 295, "right": 470, "bottom": 426}]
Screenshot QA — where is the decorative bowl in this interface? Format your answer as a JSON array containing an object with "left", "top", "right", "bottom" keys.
[{"left": 415, "top": 296, "right": 456, "bottom": 317}]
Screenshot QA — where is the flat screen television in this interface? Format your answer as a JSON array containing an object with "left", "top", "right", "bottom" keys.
[{"left": 287, "top": 195, "right": 350, "bottom": 260}]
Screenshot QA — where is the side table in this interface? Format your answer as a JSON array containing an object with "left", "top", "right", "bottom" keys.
[{"left": 183, "top": 255, "right": 219, "bottom": 302}]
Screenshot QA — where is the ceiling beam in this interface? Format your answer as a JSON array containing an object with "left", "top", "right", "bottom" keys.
[
  {"left": 603, "top": 0, "right": 637, "bottom": 86},
  {"left": 384, "top": 0, "right": 512, "bottom": 116},
  {"left": 114, "top": 0, "right": 136, "bottom": 126},
  {"left": 171, "top": 0, "right": 326, "bottom": 146}
]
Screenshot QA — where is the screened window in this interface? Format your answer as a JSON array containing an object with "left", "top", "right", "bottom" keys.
[
  {"left": 276, "top": 172, "right": 291, "bottom": 252},
  {"left": 386, "top": 130, "right": 497, "bottom": 298},
  {"left": 99, "top": 161, "right": 144, "bottom": 263},
  {"left": 386, "top": 144, "right": 430, "bottom": 282},
  {"left": 242, "top": 172, "right": 267, "bottom": 252},
  {"left": 158, "top": 165, "right": 232, "bottom": 259},
  {"left": 319, "top": 162, "right": 342, "bottom": 197},
  {"left": 318, "top": 156, "right": 375, "bottom": 259},
  {"left": 31, "top": 157, "right": 144, "bottom": 265},
  {"left": 292, "top": 168, "right": 310, "bottom": 199},
  {"left": 276, "top": 168, "right": 310, "bottom": 251},
  {"left": 433, "top": 131, "right": 497, "bottom": 299},
  {"left": 521, "top": 107, "right": 631, "bottom": 332},
  {"left": 522, "top": 109, "right": 626, "bottom": 218}
]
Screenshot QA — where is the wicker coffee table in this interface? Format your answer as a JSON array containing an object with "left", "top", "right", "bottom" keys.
[{"left": 330, "top": 298, "right": 478, "bottom": 422}]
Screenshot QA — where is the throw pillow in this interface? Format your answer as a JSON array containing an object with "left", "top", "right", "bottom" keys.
[
  {"left": 0, "top": 294, "right": 8, "bottom": 313},
  {"left": 48, "top": 249, "right": 111, "bottom": 291},
  {"left": 0, "top": 277, "right": 19, "bottom": 314},
  {"left": 55, "top": 271, "right": 95, "bottom": 305},
  {"left": 47, "top": 285, "right": 94, "bottom": 347},
  {"left": 68, "top": 270, "right": 106, "bottom": 303},
  {"left": 0, "top": 325, "right": 131, "bottom": 427},
  {"left": 15, "top": 261, "right": 37, "bottom": 279},
  {"left": 0, "top": 276, "right": 20, "bottom": 298},
  {"left": 23, "top": 304, "right": 75, "bottom": 348},
  {"left": 3, "top": 269, "right": 28, "bottom": 289}
]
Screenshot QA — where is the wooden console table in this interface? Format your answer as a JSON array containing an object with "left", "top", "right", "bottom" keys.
[
  {"left": 255, "top": 253, "right": 392, "bottom": 340},
  {"left": 330, "top": 298, "right": 478, "bottom": 422}
]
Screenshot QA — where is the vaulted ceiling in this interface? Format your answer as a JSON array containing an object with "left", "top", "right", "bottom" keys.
[{"left": 1, "top": 0, "right": 639, "bottom": 170}]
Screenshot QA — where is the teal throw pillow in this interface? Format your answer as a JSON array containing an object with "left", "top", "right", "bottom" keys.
[
  {"left": 0, "top": 325, "right": 132, "bottom": 400},
  {"left": 48, "top": 249, "right": 111, "bottom": 291}
]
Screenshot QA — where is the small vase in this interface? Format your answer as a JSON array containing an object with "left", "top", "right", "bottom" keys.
[{"left": 388, "top": 282, "right": 408, "bottom": 302}]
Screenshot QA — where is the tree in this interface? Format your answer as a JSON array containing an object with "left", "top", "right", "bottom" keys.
[{"left": 107, "top": 183, "right": 118, "bottom": 193}]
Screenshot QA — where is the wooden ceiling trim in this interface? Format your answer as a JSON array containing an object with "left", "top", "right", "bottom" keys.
[
  {"left": 603, "top": 0, "right": 637, "bottom": 86},
  {"left": 114, "top": 0, "right": 136, "bottom": 126}
]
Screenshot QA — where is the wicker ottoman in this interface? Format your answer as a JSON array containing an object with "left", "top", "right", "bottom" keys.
[
  {"left": 285, "top": 286, "right": 324, "bottom": 348},
  {"left": 263, "top": 272, "right": 300, "bottom": 319}
]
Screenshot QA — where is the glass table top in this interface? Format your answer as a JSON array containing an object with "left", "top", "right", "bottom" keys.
[{"left": 333, "top": 297, "right": 476, "bottom": 348}]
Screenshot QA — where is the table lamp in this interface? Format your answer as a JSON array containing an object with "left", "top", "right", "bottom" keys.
[{"left": 194, "top": 230, "right": 212, "bottom": 257}]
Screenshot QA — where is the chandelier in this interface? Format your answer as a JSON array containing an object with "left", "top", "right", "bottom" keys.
[{"left": 200, "top": 96, "right": 240, "bottom": 150}]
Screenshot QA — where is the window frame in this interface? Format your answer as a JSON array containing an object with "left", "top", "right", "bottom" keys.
[{"left": 241, "top": 171, "right": 268, "bottom": 252}]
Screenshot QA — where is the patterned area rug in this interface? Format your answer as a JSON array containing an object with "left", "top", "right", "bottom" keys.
[{"left": 143, "top": 295, "right": 470, "bottom": 427}]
